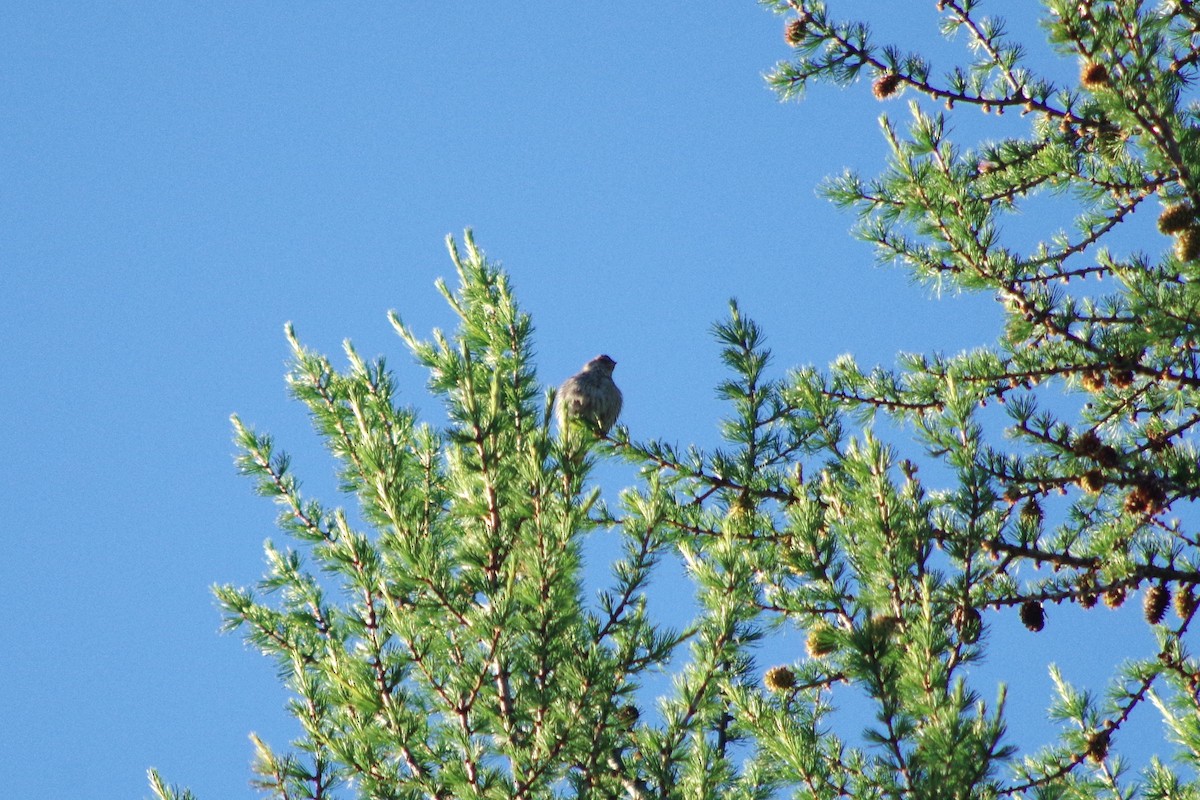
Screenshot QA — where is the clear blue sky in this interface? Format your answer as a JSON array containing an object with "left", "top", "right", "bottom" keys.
[{"left": 1, "top": 4, "right": 1170, "bottom": 798}]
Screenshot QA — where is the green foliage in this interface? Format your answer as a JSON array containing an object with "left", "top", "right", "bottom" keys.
[
  {"left": 153, "top": 3, "right": 1200, "bottom": 799},
  {"left": 754, "top": 0, "right": 1200, "bottom": 796},
  {"left": 185, "top": 234, "right": 685, "bottom": 800}
]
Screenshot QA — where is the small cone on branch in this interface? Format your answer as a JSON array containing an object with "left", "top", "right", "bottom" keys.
[
  {"left": 1020, "top": 600, "right": 1045, "bottom": 632},
  {"left": 764, "top": 665, "right": 796, "bottom": 692},
  {"left": 1175, "top": 587, "right": 1196, "bottom": 619},
  {"left": 873, "top": 73, "right": 902, "bottom": 99},
  {"left": 615, "top": 704, "right": 639, "bottom": 728},
  {"left": 1176, "top": 225, "right": 1200, "bottom": 262},
  {"left": 1078, "top": 575, "right": 1098, "bottom": 608},
  {"left": 1144, "top": 585, "right": 1170, "bottom": 625},
  {"left": 1081, "top": 370, "right": 1106, "bottom": 392},
  {"left": 1147, "top": 427, "right": 1170, "bottom": 452},
  {"left": 785, "top": 17, "right": 807, "bottom": 45},
  {"left": 1079, "top": 469, "right": 1105, "bottom": 494},
  {"left": 1109, "top": 369, "right": 1135, "bottom": 389},
  {"left": 1086, "top": 730, "right": 1110, "bottom": 763},
  {"left": 1158, "top": 203, "right": 1194, "bottom": 234},
  {"left": 806, "top": 622, "right": 838, "bottom": 657},
  {"left": 1081, "top": 62, "right": 1110, "bottom": 89},
  {"left": 1125, "top": 480, "right": 1167, "bottom": 516},
  {"left": 1072, "top": 430, "right": 1103, "bottom": 458}
]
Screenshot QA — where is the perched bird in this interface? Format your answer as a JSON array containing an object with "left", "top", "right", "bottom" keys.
[{"left": 556, "top": 354, "right": 622, "bottom": 435}]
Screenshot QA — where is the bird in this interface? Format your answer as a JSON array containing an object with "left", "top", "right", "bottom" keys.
[{"left": 556, "top": 354, "right": 622, "bottom": 436}]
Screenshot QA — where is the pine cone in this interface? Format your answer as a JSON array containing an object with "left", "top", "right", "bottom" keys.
[
  {"left": 1176, "top": 587, "right": 1196, "bottom": 619},
  {"left": 1094, "top": 445, "right": 1119, "bottom": 469},
  {"left": 873, "top": 73, "right": 902, "bottom": 99},
  {"left": 1158, "top": 203, "right": 1194, "bottom": 234},
  {"left": 616, "top": 704, "right": 640, "bottom": 727},
  {"left": 1072, "top": 430, "right": 1102, "bottom": 458},
  {"left": 806, "top": 622, "right": 838, "bottom": 657},
  {"left": 1081, "top": 62, "right": 1110, "bottom": 89},
  {"left": 1144, "top": 585, "right": 1170, "bottom": 625},
  {"left": 1086, "top": 730, "right": 1110, "bottom": 763},
  {"left": 1081, "top": 370, "right": 1106, "bottom": 392},
  {"left": 1108, "top": 369, "right": 1135, "bottom": 389},
  {"left": 1176, "top": 225, "right": 1200, "bottom": 262},
  {"left": 1077, "top": 575, "right": 1098, "bottom": 609},
  {"left": 1020, "top": 601, "right": 1045, "bottom": 632},
  {"left": 1079, "top": 469, "right": 1105, "bottom": 494},
  {"left": 764, "top": 665, "right": 796, "bottom": 692},
  {"left": 1125, "top": 480, "right": 1167, "bottom": 516},
  {"left": 784, "top": 17, "right": 807, "bottom": 45}
]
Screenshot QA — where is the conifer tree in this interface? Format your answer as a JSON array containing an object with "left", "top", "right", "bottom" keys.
[{"left": 152, "top": 3, "right": 1200, "bottom": 799}]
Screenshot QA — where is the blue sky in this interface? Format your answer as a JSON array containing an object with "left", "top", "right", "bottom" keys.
[{"left": 1, "top": 3, "right": 1175, "bottom": 798}]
